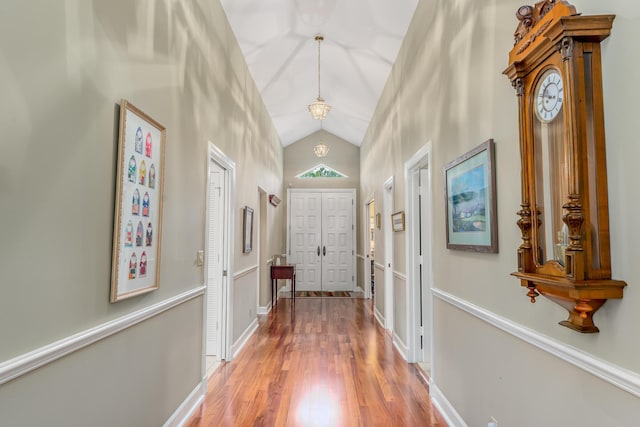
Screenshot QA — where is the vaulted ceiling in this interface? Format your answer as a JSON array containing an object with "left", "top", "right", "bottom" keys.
[{"left": 220, "top": 0, "right": 418, "bottom": 147}]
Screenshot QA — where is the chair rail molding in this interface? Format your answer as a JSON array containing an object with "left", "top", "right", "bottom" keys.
[
  {"left": 233, "top": 264, "right": 259, "bottom": 280},
  {"left": 393, "top": 270, "right": 407, "bottom": 281},
  {"left": 0, "top": 286, "right": 205, "bottom": 385}
]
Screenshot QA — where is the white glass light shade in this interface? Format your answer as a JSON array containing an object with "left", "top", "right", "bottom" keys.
[
  {"left": 314, "top": 143, "right": 329, "bottom": 157},
  {"left": 308, "top": 97, "right": 331, "bottom": 120}
]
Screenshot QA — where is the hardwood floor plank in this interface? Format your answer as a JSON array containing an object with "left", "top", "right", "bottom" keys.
[{"left": 185, "top": 298, "right": 447, "bottom": 427}]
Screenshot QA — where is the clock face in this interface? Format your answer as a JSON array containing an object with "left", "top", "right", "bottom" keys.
[{"left": 535, "top": 70, "right": 564, "bottom": 123}]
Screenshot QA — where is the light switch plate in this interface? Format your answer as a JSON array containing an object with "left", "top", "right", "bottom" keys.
[{"left": 196, "top": 250, "right": 204, "bottom": 266}]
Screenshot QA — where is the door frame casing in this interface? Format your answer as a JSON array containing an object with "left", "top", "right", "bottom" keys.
[
  {"left": 257, "top": 187, "right": 268, "bottom": 313},
  {"left": 286, "top": 188, "right": 357, "bottom": 293},
  {"left": 404, "top": 142, "right": 434, "bottom": 365},
  {"left": 363, "top": 195, "right": 375, "bottom": 299},
  {"left": 383, "top": 177, "right": 394, "bottom": 333},
  {"left": 202, "top": 142, "right": 235, "bottom": 382},
  {"left": 205, "top": 158, "right": 224, "bottom": 358}
]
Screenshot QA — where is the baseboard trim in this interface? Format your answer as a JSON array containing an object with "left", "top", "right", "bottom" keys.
[
  {"left": 0, "top": 286, "right": 206, "bottom": 385},
  {"left": 432, "top": 288, "right": 640, "bottom": 398},
  {"left": 257, "top": 303, "right": 272, "bottom": 315},
  {"left": 163, "top": 378, "right": 207, "bottom": 427},
  {"left": 374, "top": 306, "right": 385, "bottom": 329},
  {"left": 231, "top": 318, "right": 258, "bottom": 358},
  {"left": 414, "top": 364, "right": 430, "bottom": 386},
  {"left": 430, "top": 381, "right": 468, "bottom": 427},
  {"left": 393, "top": 333, "right": 408, "bottom": 361}
]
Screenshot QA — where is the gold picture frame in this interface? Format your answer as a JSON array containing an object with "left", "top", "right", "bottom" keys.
[{"left": 110, "top": 100, "right": 166, "bottom": 302}]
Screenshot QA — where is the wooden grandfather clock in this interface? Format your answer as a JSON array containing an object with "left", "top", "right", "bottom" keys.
[{"left": 503, "top": 1, "right": 625, "bottom": 333}]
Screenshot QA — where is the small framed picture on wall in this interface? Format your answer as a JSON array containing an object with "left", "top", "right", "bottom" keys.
[{"left": 243, "top": 206, "right": 254, "bottom": 253}]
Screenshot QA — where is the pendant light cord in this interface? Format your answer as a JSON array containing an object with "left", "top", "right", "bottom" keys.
[{"left": 316, "top": 35, "right": 323, "bottom": 99}]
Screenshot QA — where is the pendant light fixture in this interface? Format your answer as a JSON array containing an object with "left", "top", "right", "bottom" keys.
[
  {"left": 314, "top": 143, "right": 329, "bottom": 157},
  {"left": 308, "top": 35, "right": 331, "bottom": 120},
  {"left": 313, "top": 117, "right": 329, "bottom": 157}
]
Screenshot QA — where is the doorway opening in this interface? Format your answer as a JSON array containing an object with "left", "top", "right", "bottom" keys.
[
  {"left": 405, "top": 142, "right": 433, "bottom": 374},
  {"left": 203, "top": 143, "right": 235, "bottom": 379}
]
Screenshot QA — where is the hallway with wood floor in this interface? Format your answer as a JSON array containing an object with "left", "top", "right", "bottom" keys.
[{"left": 185, "top": 297, "right": 447, "bottom": 427}]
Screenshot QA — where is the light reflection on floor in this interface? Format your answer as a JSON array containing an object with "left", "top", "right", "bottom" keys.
[{"left": 295, "top": 384, "right": 341, "bottom": 427}]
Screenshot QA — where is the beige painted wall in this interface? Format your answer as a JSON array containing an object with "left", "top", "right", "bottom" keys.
[
  {"left": 360, "top": 0, "right": 640, "bottom": 424},
  {"left": 284, "top": 129, "right": 360, "bottom": 191},
  {"left": 0, "top": 0, "right": 283, "bottom": 425}
]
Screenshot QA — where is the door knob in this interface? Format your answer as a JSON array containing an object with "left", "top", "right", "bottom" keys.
[
  {"left": 317, "top": 246, "right": 320, "bottom": 256},
  {"left": 323, "top": 246, "right": 326, "bottom": 256}
]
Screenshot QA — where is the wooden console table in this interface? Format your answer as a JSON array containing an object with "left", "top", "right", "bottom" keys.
[{"left": 271, "top": 265, "right": 296, "bottom": 307}]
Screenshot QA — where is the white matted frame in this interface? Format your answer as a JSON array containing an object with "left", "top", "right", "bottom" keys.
[{"left": 111, "top": 99, "right": 166, "bottom": 303}]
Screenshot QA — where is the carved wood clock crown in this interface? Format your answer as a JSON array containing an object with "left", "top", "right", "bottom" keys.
[{"left": 503, "top": 1, "right": 625, "bottom": 333}]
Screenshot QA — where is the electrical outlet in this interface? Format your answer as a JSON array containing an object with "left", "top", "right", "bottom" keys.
[{"left": 488, "top": 416, "right": 498, "bottom": 427}]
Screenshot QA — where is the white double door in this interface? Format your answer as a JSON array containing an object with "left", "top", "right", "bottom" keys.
[{"left": 289, "top": 190, "right": 355, "bottom": 292}]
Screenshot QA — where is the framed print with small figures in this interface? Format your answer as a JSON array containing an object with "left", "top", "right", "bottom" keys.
[{"left": 110, "top": 100, "right": 166, "bottom": 302}]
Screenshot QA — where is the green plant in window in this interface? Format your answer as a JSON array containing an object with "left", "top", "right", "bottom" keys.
[{"left": 297, "top": 164, "right": 346, "bottom": 179}]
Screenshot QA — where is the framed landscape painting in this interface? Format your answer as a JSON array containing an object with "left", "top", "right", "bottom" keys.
[
  {"left": 444, "top": 139, "right": 498, "bottom": 253},
  {"left": 110, "top": 100, "right": 166, "bottom": 302}
]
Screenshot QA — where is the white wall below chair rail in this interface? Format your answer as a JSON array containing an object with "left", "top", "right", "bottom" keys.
[
  {"left": 432, "top": 288, "right": 640, "bottom": 398},
  {"left": 0, "top": 286, "right": 206, "bottom": 385}
]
